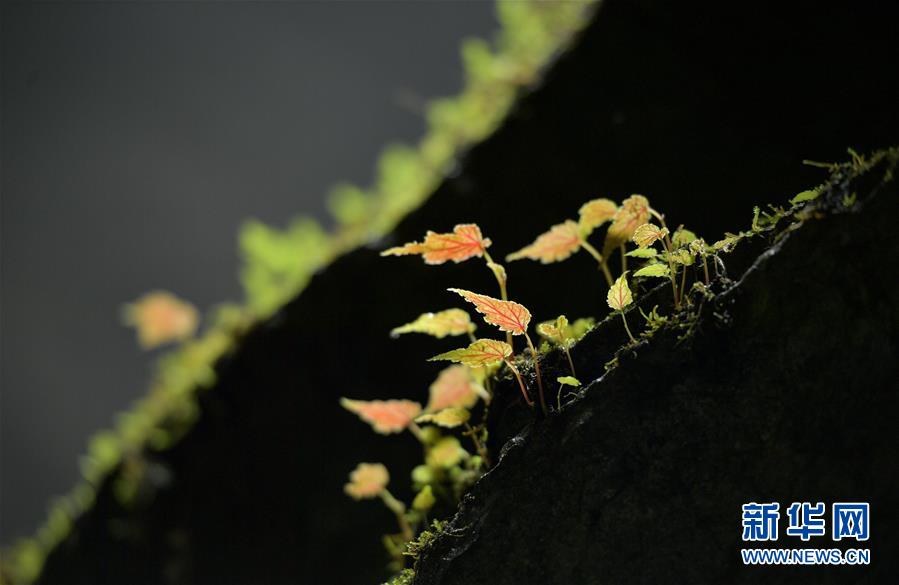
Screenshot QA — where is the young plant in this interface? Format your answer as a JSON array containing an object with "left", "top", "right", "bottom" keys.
[
  {"left": 555, "top": 375, "right": 581, "bottom": 410},
  {"left": 345, "top": 463, "right": 412, "bottom": 541},
  {"left": 415, "top": 407, "right": 490, "bottom": 467},
  {"left": 506, "top": 198, "right": 618, "bottom": 285},
  {"left": 607, "top": 272, "right": 636, "bottom": 343},
  {"left": 340, "top": 398, "right": 425, "bottom": 441},
  {"left": 381, "top": 223, "right": 513, "bottom": 344},
  {"left": 430, "top": 338, "right": 533, "bottom": 409},
  {"left": 447, "top": 289, "right": 548, "bottom": 414},
  {"left": 537, "top": 315, "right": 578, "bottom": 378}
]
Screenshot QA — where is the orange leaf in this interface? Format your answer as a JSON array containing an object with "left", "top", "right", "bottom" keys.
[
  {"left": 344, "top": 463, "right": 389, "bottom": 500},
  {"left": 427, "top": 365, "right": 484, "bottom": 412},
  {"left": 123, "top": 291, "right": 199, "bottom": 349},
  {"left": 340, "top": 398, "right": 423, "bottom": 434},
  {"left": 448, "top": 288, "right": 531, "bottom": 335},
  {"left": 430, "top": 339, "right": 513, "bottom": 367},
  {"left": 604, "top": 195, "right": 651, "bottom": 254},
  {"left": 506, "top": 220, "right": 582, "bottom": 264},
  {"left": 381, "top": 223, "right": 492, "bottom": 265},
  {"left": 578, "top": 198, "right": 618, "bottom": 235}
]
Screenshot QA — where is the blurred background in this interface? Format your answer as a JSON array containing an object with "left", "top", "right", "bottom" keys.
[{"left": 1, "top": 1, "right": 496, "bottom": 545}]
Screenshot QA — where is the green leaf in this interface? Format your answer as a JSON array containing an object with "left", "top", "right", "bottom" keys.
[
  {"left": 607, "top": 272, "right": 633, "bottom": 311},
  {"left": 790, "top": 189, "right": 820, "bottom": 205},
  {"left": 672, "top": 227, "right": 697, "bottom": 249},
  {"left": 557, "top": 376, "right": 581, "bottom": 387},
  {"left": 412, "top": 485, "right": 436, "bottom": 512},
  {"left": 391, "top": 309, "right": 475, "bottom": 339},
  {"left": 633, "top": 263, "right": 670, "bottom": 278},
  {"left": 416, "top": 408, "right": 471, "bottom": 429},
  {"left": 625, "top": 248, "right": 658, "bottom": 259},
  {"left": 429, "top": 339, "right": 513, "bottom": 367}
]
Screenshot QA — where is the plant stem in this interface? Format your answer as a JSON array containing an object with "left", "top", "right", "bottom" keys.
[
  {"left": 620, "top": 311, "right": 636, "bottom": 343},
  {"left": 483, "top": 252, "right": 513, "bottom": 347},
  {"left": 408, "top": 422, "right": 426, "bottom": 443},
  {"left": 679, "top": 262, "right": 688, "bottom": 302},
  {"left": 580, "top": 239, "right": 614, "bottom": 286},
  {"left": 467, "top": 330, "right": 478, "bottom": 344},
  {"left": 380, "top": 490, "right": 413, "bottom": 542},
  {"left": 619, "top": 243, "right": 628, "bottom": 273},
  {"left": 563, "top": 345, "right": 577, "bottom": 378},
  {"left": 504, "top": 360, "right": 533, "bottom": 407},
  {"left": 463, "top": 422, "right": 492, "bottom": 468},
  {"left": 524, "top": 333, "right": 547, "bottom": 415},
  {"left": 650, "top": 209, "right": 680, "bottom": 308},
  {"left": 702, "top": 256, "right": 710, "bottom": 285}
]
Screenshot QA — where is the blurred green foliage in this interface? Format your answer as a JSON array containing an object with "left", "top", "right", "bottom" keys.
[{"left": 0, "top": 2, "right": 597, "bottom": 583}]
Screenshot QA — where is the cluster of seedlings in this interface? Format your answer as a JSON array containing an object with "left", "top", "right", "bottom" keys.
[{"left": 339, "top": 192, "right": 742, "bottom": 572}]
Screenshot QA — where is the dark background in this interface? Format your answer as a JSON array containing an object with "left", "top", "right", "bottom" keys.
[{"left": 0, "top": 1, "right": 495, "bottom": 545}]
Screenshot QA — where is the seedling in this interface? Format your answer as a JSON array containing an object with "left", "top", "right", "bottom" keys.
[
  {"left": 447, "top": 289, "right": 548, "bottom": 414},
  {"left": 607, "top": 272, "right": 636, "bottom": 343},
  {"left": 555, "top": 375, "right": 581, "bottom": 410},
  {"left": 345, "top": 463, "right": 412, "bottom": 541},
  {"left": 123, "top": 291, "right": 199, "bottom": 349},
  {"left": 431, "top": 338, "right": 532, "bottom": 409},
  {"left": 382, "top": 223, "right": 514, "bottom": 344},
  {"left": 537, "top": 315, "right": 578, "bottom": 378}
]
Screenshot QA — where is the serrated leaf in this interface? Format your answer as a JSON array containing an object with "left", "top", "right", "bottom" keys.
[
  {"left": 607, "top": 272, "right": 633, "bottom": 311},
  {"left": 416, "top": 407, "right": 471, "bottom": 428},
  {"left": 790, "top": 189, "right": 820, "bottom": 205},
  {"left": 631, "top": 223, "right": 668, "bottom": 248},
  {"left": 430, "top": 339, "right": 513, "bottom": 367},
  {"left": 604, "top": 194, "right": 651, "bottom": 254},
  {"left": 390, "top": 309, "right": 475, "bottom": 339},
  {"left": 381, "top": 223, "right": 492, "bottom": 264},
  {"left": 340, "top": 398, "right": 423, "bottom": 435},
  {"left": 506, "top": 220, "right": 582, "bottom": 263},
  {"left": 634, "top": 263, "right": 670, "bottom": 278},
  {"left": 448, "top": 288, "right": 531, "bottom": 334},
  {"left": 427, "top": 365, "right": 482, "bottom": 411},
  {"left": 578, "top": 198, "right": 618, "bottom": 235},
  {"left": 344, "top": 463, "right": 389, "bottom": 500},
  {"left": 625, "top": 248, "right": 658, "bottom": 259},
  {"left": 537, "top": 315, "right": 569, "bottom": 345},
  {"left": 557, "top": 376, "right": 581, "bottom": 387},
  {"left": 672, "top": 227, "right": 697, "bottom": 249}
]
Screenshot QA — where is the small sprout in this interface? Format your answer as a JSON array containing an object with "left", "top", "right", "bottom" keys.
[
  {"left": 555, "top": 375, "right": 581, "bottom": 410},
  {"left": 381, "top": 223, "right": 491, "bottom": 264},
  {"left": 390, "top": 309, "right": 476, "bottom": 339},
  {"left": 668, "top": 249, "right": 695, "bottom": 266},
  {"left": 607, "top": 272, "right": 636, "bottom": 343},
  {"left": 671, "top": 227, "right": 698, "bottom": 249},
  {"left": 537, "top": 315, "right": 577, "bottom": 377},
  {"left": 412, "top": 485, "right": 436, "bottom": 512},
  {"left": 415, "top": 408, "right": 471, "bottom": 429},
  {"left": 790, "top": 189, "right": 820, "bottom": 205},
  {"left": 842, "top": 192, "right": 857, "bottom": 208},
  {"left": 345, "top": 462, "right": 390, "bottom": 500},
  {"left": 123, "top": 291, "right": 199, "bottom": 349},
  {"left": 427, "top": 365, "right": 485, "bottom": 412},
  {"left": 346, "top": 463, "right": 412, "bottom": 542},
  {"left": 506, "top": 220, "right": 582, "bottom": 263},
  {"left": 577, "top": 198, "right": 618, "bottom": 235},
  {"left": 712, "top": 232, "right": 744, "bottom": 252},
  {"left": 625, "top": 248, "right": 658, "bottom": 259},
  {"left": 340, "top": 398, "right": 423, "bottom": 435},
  {"left": 426, "top": 437, "right": 468, "bottom": 469},
  {"left": 633, "top": 263, "right": 670, "bottom": 278},
  {"left": 631, "top": 223, "right": 668, "bottom": 248},
  {"left": 448, "top": 289, "right": 547, "bottom": 414}
]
